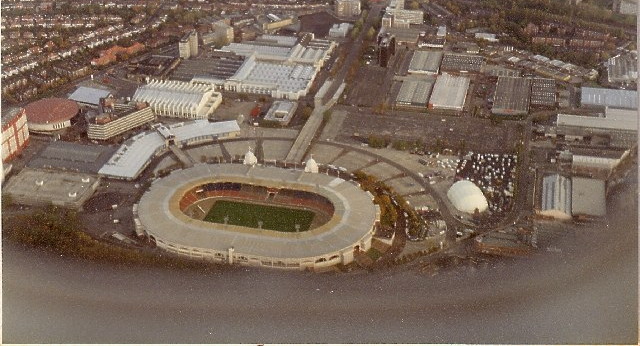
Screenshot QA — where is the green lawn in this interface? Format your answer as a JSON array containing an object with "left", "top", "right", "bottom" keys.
[{"left": 204, "top": 200, "right": 315, "bottom": 232}]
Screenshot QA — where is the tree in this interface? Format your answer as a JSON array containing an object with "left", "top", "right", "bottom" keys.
[
  {"left": 301, "top": 105, "right": 314, "bottom": 120},
  {"left": 408, "top": 1, "right": 420, "bottom": 10},
  {"left": 365, "top": 27, "right": 376, "bottom": 41}
]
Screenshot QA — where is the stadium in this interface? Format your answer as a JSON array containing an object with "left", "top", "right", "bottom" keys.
[{"left": 137, "top": 164, "right": 380, "bottom": 270}]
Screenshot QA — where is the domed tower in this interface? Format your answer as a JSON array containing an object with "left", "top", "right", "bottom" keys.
[
  {"left": 304, "top": 155, "right": 319, "bottom": 173},
  {"left": 243, "top": 147, "right": 258, "bottom": 166}
]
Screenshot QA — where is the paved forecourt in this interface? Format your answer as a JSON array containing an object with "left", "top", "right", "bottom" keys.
[{"left": 138, "top": 164, "right": 380, "bottom": 270}]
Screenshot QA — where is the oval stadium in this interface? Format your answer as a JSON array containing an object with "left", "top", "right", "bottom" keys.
[{"left": 137, "top": 164, "right": 380, "bottom": 270}]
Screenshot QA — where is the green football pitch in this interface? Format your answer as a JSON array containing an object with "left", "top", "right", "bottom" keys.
[{"left": 204, "top": 200, "right": 315, "bottom": 232}]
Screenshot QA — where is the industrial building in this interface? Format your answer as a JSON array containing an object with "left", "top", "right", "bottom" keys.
[
  {"left": 428, "top": 73, "right": 470, "bottom": 111},
  {"left": 27, "top": 141, "right": 115, "bottom": 174},
  {"left": 1, "top": 107, "right": 29, "bottom": 162},
  {"left": 580, "top": 87, "right": 638, "bottom": 109},
  {"left": 132, "top": 80, "right": 222, "bottom": 119},
  {"left": 335, "top": 0, "right": 361, "bottom": 17},
  {"left": 570, "top": 147, "right": 630, "bottom": 178},
  {"left": 24, "top": 97, "right": 79, "bottom": 133},
  {"left": 263, "top": 100, "right": 298, "bottom": 126},
  {"left": 381, "top": 27, "right": 421, "bottom": 47},
  {"left": 395, "top": 80, "right": 434, "bottom": 109},
  {"left": 3, "top": 168, "right": 100, "bottom": 210},
  {"left": 172, "top": 52, "right": 246, "bottom": 82},
  {"left": 447, "top": 180, "right": 489, "bottom": 214},
  {"left": 87, "top": 99, "right": 155, "bottom": 141},
  {"left": 491, "top": 76, "right": 532, "bottom": 116},
  {"left": 179, "top": 30, "right": 199, "bottom": 59},
  {"left": 440, "top": 53, "right": 485, "bottom": 73},
  {"left": 538, "top": 174, "right": 572, "bottom": 220},
  {"left": 554, "top": 108, "right": 637, "bottom": 148},
  {"left": 530, "top": 78, "right": 557, "bottom": 107},
  {"left": 407, "top": 50, "right": 443, "bottom": 75},
  {"left": 606, "top": 54, "right": 638, "bottom": 84},
  {"left": 571, "top": 177, "right": 606, "bottom": 217},
  {"left": 99, "top": 120, "right": 240, "bottom": 180},
  {"left": 68, "top": 86, "right": 113, "bottom": 108}
]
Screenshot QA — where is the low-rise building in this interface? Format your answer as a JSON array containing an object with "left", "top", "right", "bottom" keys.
[
  {"left": 395, "top": 80, "right": 434, "bottom": 109},
  {"left": 263, "top": 100, "right": 298, "bottom": 126},
  {"left": 492, "top": 76, "right": 531, "bottom": 116},
  {"left": 440, "top": 53, "right": 485, "bottom": 73},
  {"left": 571, "top": 177, "right": 606, "bottom": 217},
  {"left": 538, "top": 174, "right": 572, "bottom": 220},
  {"left": 428, "top": 73, "right": 470, "bottom": 111},
  {"left": 335, "top": 0, "right": 361, "bottom": 17},
  {"left": 407, "top": 50, "right": 443, "bottom": 75}
]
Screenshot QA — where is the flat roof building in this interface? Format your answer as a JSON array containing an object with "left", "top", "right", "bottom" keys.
[
  {"left": 581, "top": 87, "right": 638, "bottom": 109},
  {"left": 607, "top": 54, "right": 638, "bottom": 84},
  {"left": 3, "top": 168, "right": 100, "bottom": 210},
  {"left": 132, "top": 79, "right": 222, "bottom": 119},
  {"left": 440, "top": 53, "right": 485, "bottom": 73},
  {"left": 554, "top": 108, "right": 637, "bottom": 148},
  {"left": 571, "top": 177, "right": 606, "bottom": 217},
  {"left": 428, "top": 73, "right": 470, "bottom": 111},
  {"left": 530, "top": 78, "right": 556, "bottom": 107},
  {"left": 335, "top": 0, "right": 361, "bottom": 17},
  {"left": 27, "top": 141, "right": 116, "bottom": 174},
  {"left": 539, "top": 174, "right": 572, "bottom": 220},
  {"left": 171, "top": 52, "right": 246, "bottom": 83},
  {"left": 263, "top": 100, "right": 298, "bottom": 126},
  {"left": 407, "top": 50, "right": 443, "bottom": 75},
  {"left": 395, "top": 80, "right": 434, "bottom": 109},
  {"left": 492, "top": 76, "right": 532, "bottom": 116}
]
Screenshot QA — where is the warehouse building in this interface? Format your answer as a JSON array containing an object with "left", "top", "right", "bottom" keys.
[
  {"left": 580, "top": 87, "right": 637, "bottom": 109},
  {"left": 554, "top": 108, "right": 637, "bottom": 148},
  {"left": 571, "top": 177, "right": 606, "bottom": 217},
  {"left": 88, "top": 99, "right": 155, "bottom": 141},
  {"left": 570, "top": 147, "right": 630, "bottom": 178},
  {"left": 407, "top": 50, "right": 443, "bottom": 75},
  {"left": 395, "top": 80, "right": 434, "bottom": 109},
  {"left": 132, "top": 79, "right": 222, "bottom": 119},
  {"left": 172, "top": 52, "right": 246, "bottom": 82},
  {"left": 428, "top": 73, "right": 470, "bottom": 111},
  {"left": 530, "top": 78, "right": 556, "bottom": 107},
  {"left": 491, "top": 76, "right": 531, "bottom": 116},
  {"left": 1, "top": 107, "right": 29, "bottom": 162},
  {"left": 538, "top": 174, "right": 572, "bottom": 220},
  {"left": 3, "top": 168, "right": 99, "bottom": 210},
  {"left": 263, "top": 100, "right": 298, "bottom": 126},
  {"left": 440, "top": 53, "right": 485, "bottom": 73},
  {"left": 24, "top": 97, "right": 79, "bottom": 133},
  {"left": 328, "top": 23, "right": 352, "bottom": 38}
]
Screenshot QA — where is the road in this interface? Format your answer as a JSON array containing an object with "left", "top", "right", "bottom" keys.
[{"left": 3, "top": 168, "right": 637, "bottom": 343}]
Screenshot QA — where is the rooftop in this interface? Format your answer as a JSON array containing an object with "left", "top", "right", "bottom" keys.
[
  {"left": 396, "top": 80, "right": 434, "bottom": 106},
  {"left": 27, "top": 141, "right": 116, "bottom": 174},
  {"left": 571, "top": 177, "right": 606, "bottom": 216},
  {"left": 68, "top": 86, "right": 113, "bottom": 106},
  {"left": 581, "top": 87, "right": 638, "bottom": 109},
  {"left": 408, "top": 50, "right": 443, "bottom": 74},
  {"left": 492, "top": 76, "right": 531, "bottom": 115},
  {"left": 428, "top": 74, "right": 470, "bottom": 110},
  {"left": 24, "top": 98, "right": 79, "bottom": 124}
]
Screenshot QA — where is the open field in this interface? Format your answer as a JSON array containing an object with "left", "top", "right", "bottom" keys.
[{"left": 204, "top": 200, "right": 315, "bottom": 232}]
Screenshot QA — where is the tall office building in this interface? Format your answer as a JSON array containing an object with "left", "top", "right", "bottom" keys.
[
  {"left": 335, "top": 0, "right": 361, "bottom": 17},
  {"left": 179, "top": 31, "right": 199, "bottom": 59}
]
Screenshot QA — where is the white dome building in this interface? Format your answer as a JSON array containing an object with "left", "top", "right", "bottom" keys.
[
  {"left": 243, "top": 148, "right": 258, "bottom": 166},
  {"left": 304, "top": 156, "right": 319, "bottom": 173},
  {"left": 447, "top": 180, "right": 488, "bottom": 214}
]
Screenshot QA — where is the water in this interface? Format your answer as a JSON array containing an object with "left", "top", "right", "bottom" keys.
[{"left": 3, "top": 172, "right": 637, "bottom": 344}]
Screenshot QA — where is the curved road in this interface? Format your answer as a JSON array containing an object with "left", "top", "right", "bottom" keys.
[{"left": 3, "top": 165, "right": 637, "bottom": 344}]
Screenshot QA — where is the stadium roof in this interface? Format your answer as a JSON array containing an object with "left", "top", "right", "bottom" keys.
[
  {"left": 138, "top": 164, "right": 378, "bottom": 259},
  {"left": 428, "top": 74, "right": 470, "bottom": 110},
  {"left": 24, "top": 98, "right": 79, "bottom": 124},
  {"left": 68, "top": 86, "right": 113, "bottom": 106},
  {"left": 447, "top": 180, "right": 488, "bottom": 213},
  {"left": 408, "top": 50, "right": 443, "bottom": 74},
  {"left": 571, "top": 177, "right": 605, "bottom": 216},
  {"left": 99, "top": 120, "right": 240, "bottom": 180},
  {"left": 581, "top": 87, "right": 638, "bottom": 109}
]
